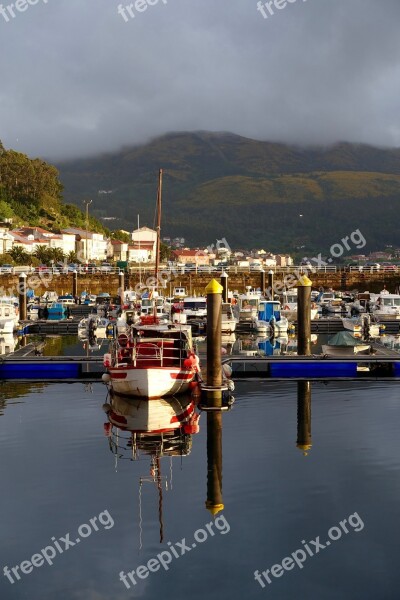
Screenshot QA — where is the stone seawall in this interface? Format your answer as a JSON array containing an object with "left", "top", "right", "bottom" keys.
[{"left": 1, "top": 271, "right": 399, "bottom": 297}]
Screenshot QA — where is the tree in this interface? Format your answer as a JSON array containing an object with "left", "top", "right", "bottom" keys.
[
  {"left": 33, "top": 246, "right": 52, "bottom": 264},
  {"left": 48, "top": 247, "right": 65, "bottom": 263},
  {"left": 67, "top": 250, "right": 78, "bottom": 263},
  {"left": 9, "top": 246, "right": 30, "bottom": 265},
  {"left": 110, "top": 230, "right": 131, "bottom": 244},
  {"left": 160, "top": 242, "right": 172, "bottom": 262}
]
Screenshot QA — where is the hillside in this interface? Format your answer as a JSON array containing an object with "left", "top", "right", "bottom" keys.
[
  {"left": 0, "top": 141, "right": 107, "bottom": 235},
  {"left": 56, "top": 132, "right": 400, "bottom": 252}
]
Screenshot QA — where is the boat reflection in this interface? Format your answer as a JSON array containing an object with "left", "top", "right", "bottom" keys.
[{"left": 102, "top": 392, "right": 200, "bottom": 544}]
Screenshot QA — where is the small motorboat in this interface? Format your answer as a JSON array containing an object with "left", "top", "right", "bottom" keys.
[
  {"left": 342, "top": 315, "right": 380, "bottom": 337},
  {"left": 78, "top": 315, "right": 110, "bottom": 337},
  {"left": 322, "top": 332, "right": 371, "bottom": 357}
]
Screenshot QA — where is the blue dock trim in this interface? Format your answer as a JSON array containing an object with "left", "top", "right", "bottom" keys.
[
  {"left": 223, "top": 356, "right": 400, "bottom": 380},
  {"left": 0, "top": 357, "right": 104, "bottom": 381}
]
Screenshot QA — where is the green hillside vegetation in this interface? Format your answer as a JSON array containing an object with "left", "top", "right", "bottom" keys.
[
  {"left": 0, "top": 141, "right": 107, "bottom": 235},
  {"left": 53, "top": 132, "right": 400, "bottom": 252}
]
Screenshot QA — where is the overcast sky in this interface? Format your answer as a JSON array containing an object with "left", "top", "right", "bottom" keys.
[{"left": 0, "top": 0, "right": 399, "bottom": 159}]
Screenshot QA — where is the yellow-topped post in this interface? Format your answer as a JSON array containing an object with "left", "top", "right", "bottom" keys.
[
  {"left": 297, "top": 275, "right": 312, "bottom": 355},
  {"left": 205, "top": 279, "right": 223, "bottom": 407}
]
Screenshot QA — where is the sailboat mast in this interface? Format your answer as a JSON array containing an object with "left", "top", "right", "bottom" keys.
[{"left": 154, "top": 169, "right": 163, "bottom": 282}]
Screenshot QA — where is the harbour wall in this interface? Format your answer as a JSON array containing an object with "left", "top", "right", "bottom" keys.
[{"left": 0, "top": 271, "right": 399, "bottom": 297}]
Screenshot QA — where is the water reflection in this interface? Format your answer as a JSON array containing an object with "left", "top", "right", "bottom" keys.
[
  {"left": 206, "top": 411, "right": 224, "bottom": 515},
  {"left": 297, "top": 381, "right": 312, "bottom": 456},
  {"left": 102, "top": 392, "right": 201, "bottom": 544}
]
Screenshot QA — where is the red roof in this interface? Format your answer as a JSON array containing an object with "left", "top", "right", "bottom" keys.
[{"left": 174, "top": 250, "right": 200, "bottom": 257}]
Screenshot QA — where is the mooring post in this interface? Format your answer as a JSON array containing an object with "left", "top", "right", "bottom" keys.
[
  {"left": 267, "top": 269, "right": 274, "bottom": 299},
  {"left": 18, "top": 273, "right": 27, "bottom": 321},
  {"left": 297, "top": 275, "right": 312, "bottom": 355},
  {"left": 72, "top": 270, "right": 78, "bottom": 299},
  {"left": 118, "top": 269, "right": 125, "bottom": 306},
  {"left": 220, "top": 271, "right": 228, "bottom": 304},
  {"left": 260, "top": 269, "right": 266, "bottom": 296},
  {"left": 205, "top": 278, "right": 223, "bottom": 408},
  {"left": 206, "top": 411, "right": 224, "bottom": 515},
  {"left": 297, "top": 381, "right": 312, "bottom": 456}
]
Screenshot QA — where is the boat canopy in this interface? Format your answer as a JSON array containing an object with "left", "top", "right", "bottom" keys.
[{"left": 327, "top": 332, "right": 361, "bottom": 347}]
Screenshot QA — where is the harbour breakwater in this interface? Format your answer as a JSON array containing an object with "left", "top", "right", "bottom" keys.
[{"left": 0, "top": 271, "right": 399, "bottom": 297}]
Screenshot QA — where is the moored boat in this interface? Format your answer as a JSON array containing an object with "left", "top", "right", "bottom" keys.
[
  {"left": 0, "top": 297, "right": 19, "bottom": 333},
  {"left": 372, "top": 293, "right": 400, "bottom": 321},
  {"left": 322, "top": 332, "right": 371, "bottom": 357},
  {"left": 104, "top": 320, "right": 199, "bottom": 398}
]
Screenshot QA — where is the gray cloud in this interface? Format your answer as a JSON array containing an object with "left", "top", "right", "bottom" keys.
[{"left": 0, "top": 0, "right": 399, "bottom": 159}]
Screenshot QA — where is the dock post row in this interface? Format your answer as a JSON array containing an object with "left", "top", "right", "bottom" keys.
[
  {"left": 18, "top": 273, "right": 27, "bottom": 321},
  {"left": 297, "top": 275, "right": 312, "bottom": 356}
]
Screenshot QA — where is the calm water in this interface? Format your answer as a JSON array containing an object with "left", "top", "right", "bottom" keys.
[{"left": 1, "top": 379, "right": 400, "bottom": 599}]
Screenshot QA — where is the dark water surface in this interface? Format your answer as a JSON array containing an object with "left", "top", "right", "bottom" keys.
[{"left": 1, "top": 380, "right": 400, "bottom": 599}]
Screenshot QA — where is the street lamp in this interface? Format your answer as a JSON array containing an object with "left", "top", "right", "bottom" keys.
[{"left": 83, "top": 199, "right": 93, "bottom": 262}]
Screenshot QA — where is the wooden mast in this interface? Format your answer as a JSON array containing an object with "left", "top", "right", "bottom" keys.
[
  {"left": 153, "top": 169, "right": 163, "bottom": 317},
  {"left": 154, "top": 169, "right": 163, "bottom": 283}
]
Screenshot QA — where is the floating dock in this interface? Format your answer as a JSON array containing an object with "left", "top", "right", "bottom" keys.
[
  {"left": 223, "top": 352, "right": 400, "bottom": 381},
  {"left": 0, "top": 355, "right": 104, "bottom": 381}
]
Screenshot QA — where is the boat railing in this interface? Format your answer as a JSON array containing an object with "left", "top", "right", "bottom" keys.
[{"left": 114, "top": 337, "right": 186, "bottom": 368}]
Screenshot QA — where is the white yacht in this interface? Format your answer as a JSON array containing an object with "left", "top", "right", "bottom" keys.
[
  {"left": 182, "top": 297, "right": 207, "bottom": 320},
  {"left": 0, "top": 333, "right": 16, "bottom": 355},
  {"left": 373, "top": 293, "right": 400, "bottom": 320},
  {"left": 221, "top": 302, "right": 237, "bottom": 333},
  {"left": 237, "top": 288, "right": 260, "bottom": 322},
  {"left": 0, "top": 297, "right": 19, "bottom": 333},
  {"left": 281, "top": 289, "right": 319, "bottom": 321}
]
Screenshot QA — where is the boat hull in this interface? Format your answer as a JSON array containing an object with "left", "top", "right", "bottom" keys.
[
  {"left": 108, "top": 366, "right": 195, "bottom": 398},
  {"left": 0, "top": 319, "right": 15, "bottom": 333},
  {"left": 322, "top": 344, "right": 370, "bottom": 357}
]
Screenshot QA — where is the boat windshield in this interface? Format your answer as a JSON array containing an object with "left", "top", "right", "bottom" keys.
[
  {"left": 184, "top": 301, "right": 206, "bottom": 310},
  {"left": 383, "top": 298, "right": 400, "bottom": 306},
  {"left": 242, "top": 298, "right": 258, "bottom": 307}
]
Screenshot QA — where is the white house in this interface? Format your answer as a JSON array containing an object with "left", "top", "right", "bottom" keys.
[
  {"left": 62, "top": 228, "right": 108, "bottom": 261},
  {"left": 0, "top": 228, "right": 14, "bottom": 255},
  {"left": 130, "top": 226, "right": 157, "bottom": 262},
  {"left": 10, "top": 227, "right": 76, "bottom": 256}
]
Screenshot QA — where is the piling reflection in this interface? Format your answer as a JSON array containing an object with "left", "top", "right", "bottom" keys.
[
  {"left": 297, "top": 381, "right": 312, "bottom": 456},
  {"left": 206, "top": 411, "right": 224, "bottom": 515}
]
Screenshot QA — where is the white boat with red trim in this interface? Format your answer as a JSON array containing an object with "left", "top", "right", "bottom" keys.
[{"left": 104, "top": 319, "right": 199, "bottom": 399}]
